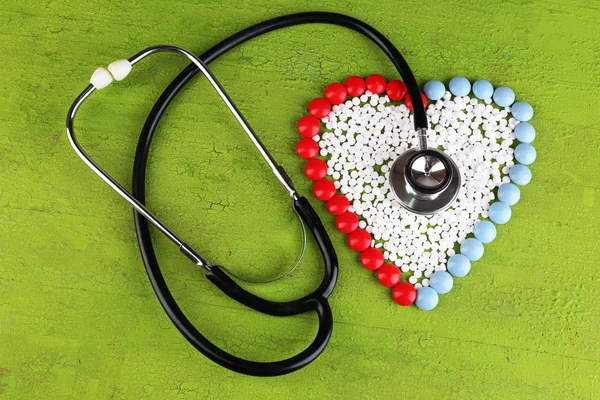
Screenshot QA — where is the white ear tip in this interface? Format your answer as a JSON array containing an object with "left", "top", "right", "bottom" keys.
[
  {"left": 90, "top": 67, "right": 113, "bottom": 89},
  {"left": 108, "top": 59, "right": 132, "bottom": 81}
]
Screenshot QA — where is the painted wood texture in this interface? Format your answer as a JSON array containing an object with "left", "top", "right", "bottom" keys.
[{"left": 0, "top": 0, "right": 598, "bottom": 398}]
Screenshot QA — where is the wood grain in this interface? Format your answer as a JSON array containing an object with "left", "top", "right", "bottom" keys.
[{"left": 0, "top": 0, "right": 598, "bottom": 398}]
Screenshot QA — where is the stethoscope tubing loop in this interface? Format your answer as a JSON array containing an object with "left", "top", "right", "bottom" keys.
[
  {"left": 132, "top": 11, "right": 427, "bottom": 376},
  {"left": 68, "top": 11, "right": 430, "bottom": 376}
]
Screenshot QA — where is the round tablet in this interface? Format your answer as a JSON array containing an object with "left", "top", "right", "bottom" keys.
[
  {"left": 509, "top": 164, "right": 532, "bottom": 186},
  {"left": 430, "top": 271, "right": 454, "bottom": 294},
  {"left": 423, "top": 80, "right": 446, "bottom": 100},
  {"left": 514, "top": 122, "right": 536, "bottom": 143},
  {"left": 474, "top": 220, "right": 497, "bottom": 244},
  {"left": 497, "top": 183, "right": 520, "bottom": 206},
  {"left": 514, "top": 143, "right": 536, "bottom": 165},
  {"left": 447, "top": 254, "right": 471, "bottom": 278},
  {"left": 460, "top": 238, "right": 484, "bottom": 261},
  {"left": 472, "top": 79, "right": 494, "bottom": 100},
  {"left": 488, "top": 201, "right": 512, "bottom": 225},
  {"left": 493, "top": 86, "right": 515, "bottom": 107},
  {"left": 511, "top": 101, "right": 534, "bottom": 121},
  {"left": 448, "top": 76, "right": 471, "bottom": 96},
  {"left": 415, "top": 287, "right": 439, "bottom": 310}
]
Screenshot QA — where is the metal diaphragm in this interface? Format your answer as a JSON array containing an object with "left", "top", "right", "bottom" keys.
[{"left": 388, "top": 148, "right": 461, "bottom": 215}]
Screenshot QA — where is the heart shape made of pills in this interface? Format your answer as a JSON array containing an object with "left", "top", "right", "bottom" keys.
[{"left": 296, "top": 75, "right": 536, "bottom": 310}]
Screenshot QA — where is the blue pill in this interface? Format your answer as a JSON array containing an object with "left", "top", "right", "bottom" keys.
[
  {"left": 448, "top": 76, "right": 471, "bottom": 97},
  {"left": 472, "top": 80, "right": 494, "bottom": 100},
  {"left": 488, "top": 201, "right": 512, "bottom": 224},
  {"left": 430, "top": 271, "right": 454, "bottom": 294},
  {"left": 515, "top": 122, "right": 536, "bottom": 143},
  {"left": 474, "top": 220, "right": 497, "bottom": 244},
  {"left": 511, "top": 101, "right": 534, "bottom": 121},
  {"left": 497, "top": 183, "right": 520, "bottom": 205},
  {"left": 493, "top": 86, "right": 515, "bottom": 107},
  {"left": 509, "top": 164, "right": 532, "bottom": 186},
  {"left": 416, "top": 287, "right": 439, "bottom": 310},
  {"left": 460, "top": 238, "right": 484, "bottom": 261},
  {"left": 423, "top": 80, "right": 446, "bottom": 101},
  {"left": 447, "top": 254, "right": 471, "bottom": 277},
  {"left": 514, "top": 143, "right": 536, "bottom": 165}
]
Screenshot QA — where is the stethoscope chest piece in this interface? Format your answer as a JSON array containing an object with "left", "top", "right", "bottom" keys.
[{"left": 389, "top": 148, "right": 461, "bottom": 215}]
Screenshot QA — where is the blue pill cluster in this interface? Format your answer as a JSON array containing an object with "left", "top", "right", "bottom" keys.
[
  {"left": 413, "top": 77, "right": 537, "bottom": 311},
  {"left": 422, "top": 77, "right": 535, "bottom": 123}
]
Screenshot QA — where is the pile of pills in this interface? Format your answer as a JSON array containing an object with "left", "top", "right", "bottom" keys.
[{"left": 296, "top": 75, "right": 535, "bottom": 310}]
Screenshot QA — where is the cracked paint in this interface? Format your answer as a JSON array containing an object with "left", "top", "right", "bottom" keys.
[{"left": 0, "top": 0, "right": 599, "bottom": 399}]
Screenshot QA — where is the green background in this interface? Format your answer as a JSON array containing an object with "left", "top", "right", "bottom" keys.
[{"left": 1, "top": 0, "right": 599, "bottom": 398}]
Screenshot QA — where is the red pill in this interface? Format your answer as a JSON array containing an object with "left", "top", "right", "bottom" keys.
[
  {"left": 366, "top": 74, "right": 387, "bottom": 94},
  {"left": 405, "top": 92, "right": 428, "bottom": 111},
  {"left": 386, "top": 80, "right": 407, "bottom": 101},
  {"left": 304, "top": 158, "right": 328, "bottom": 181},
  {"left": 297, "top": 115, "right": 320, "bottom": 138},
  {"left": 347, "top": 228, "right": 371, "bottom": 252},
  {"left": 344, "top": 76, "right": 367, "bottom": 97},
  {"left": 392, "top": 282, "right": 417, "bottom": 306},
  {"left": 324, "top": 83, "right": 347, "bottom": 105},
  {"left": 313, "top": 179, "right": 336, "bottom": 201},
  {"left": 335, "top": 212, "right": 359, "bottom": 234},
  {"left": 360, "top": 247, "right": 384, "bottom": 271},
  {"left": 308, "top": 98, "right": 331, "bottom": 119},
  {"left": 377, "top": 264, "right": 401, "bottom": 287},
  {"left": 326, "top": 194, "right": 350, "bottom": 216},
  {"left": 296, "top": 138, "right": 319, "bottom": 159}
]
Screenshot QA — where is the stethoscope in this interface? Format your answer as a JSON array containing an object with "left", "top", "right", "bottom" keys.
[{"left": 66, "top": 12, "right": 460, "bottom": 377}]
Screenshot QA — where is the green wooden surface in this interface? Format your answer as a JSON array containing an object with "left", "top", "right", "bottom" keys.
[{"left": 1, "top": 0, "right": 599, "bottom": 398}]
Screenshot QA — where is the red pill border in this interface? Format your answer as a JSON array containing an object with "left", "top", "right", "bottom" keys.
[{"left": 295, "top": 75, "right": 428, "bottom": 307}]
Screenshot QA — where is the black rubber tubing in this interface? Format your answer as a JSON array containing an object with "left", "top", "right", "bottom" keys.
[{"left": 131, "top": 11, "right": 427, "bottom": 377}]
